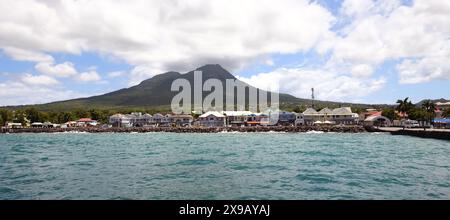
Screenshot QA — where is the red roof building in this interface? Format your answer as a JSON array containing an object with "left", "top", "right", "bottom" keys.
[{"left": 77, "top": 118, "right": 96, "bottom": 123}]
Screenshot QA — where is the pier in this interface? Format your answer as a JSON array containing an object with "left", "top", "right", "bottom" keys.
[{"left": 377, "top": 127, "right": 450, "bottom": 141}]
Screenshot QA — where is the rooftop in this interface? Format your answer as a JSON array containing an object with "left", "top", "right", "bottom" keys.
[
  {"left": 78, "top": 118, "right": 96, "bottom": 122},
  {"left": 200, "top": 111, "right": 225, "bottom": 118},
  {"left": 221, "top": 111, "right": 253, "bottom": 116}
]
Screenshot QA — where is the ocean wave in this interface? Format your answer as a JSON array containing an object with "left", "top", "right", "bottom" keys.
[
  {"left": 219, "top": 131, "right": 244, "bottom": 134},
  {"left": 62, "top": 131, "right": 88, "bottom": 134},
  {"left": 306, "top": 130, "right": 325, "bottom": 134}
]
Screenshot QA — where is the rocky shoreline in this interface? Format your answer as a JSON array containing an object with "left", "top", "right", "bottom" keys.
[{"left": 1, "top": 125, "right": 367, "bottom": 134}]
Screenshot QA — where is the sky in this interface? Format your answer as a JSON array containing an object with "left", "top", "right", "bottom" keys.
[{"left": 0, "top": 0, "right": 449, "bottom": 106}]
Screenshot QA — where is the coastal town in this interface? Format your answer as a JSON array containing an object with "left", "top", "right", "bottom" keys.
[{"left": 1, "top": 99, "right": 449, "bottom": 133}]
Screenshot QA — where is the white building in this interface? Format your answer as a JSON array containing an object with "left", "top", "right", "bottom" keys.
[
  {"left": 364, "top": 115, "right": 392, "bottom": 127},
  {"left": 221, "top": 111, "right": 253, "bottom": 126},
  {"left": 302, "top": 107, "right": 359, "bottom": 125},
  {"left": 197, "top": 111, "right": 226, "bottom": 127},
  {"left": 302, "top": 108, "right": 320, "bottom": 125},
  {"left": 6, "top": 122, "right": 23, "bottom": 129},
  {"left": 76, "top": 118, "right": 98, "bottom": 127},
  {"left": 152, "top": 113, "right": 164, "bottom": 125},
  {"left": 295, "top": 113, "right": 305, "bottom": 126},
  {"left": 110, "top": 112, "right": 196, "bottom": 127},
  {"left": 161, "top": 114, "right": 172, "bottom": 126},
  {"left": 109, "top": 113, "right": 149, "bottom": 127},
  {"left": 170, "top": 114, "right": 194, "bottom": 127},
  {"left": 128, "top": 112, "right": 152, "bottom": 127},
  {"left": 330, "top": 107, "right": 360, "bottom": 125}
]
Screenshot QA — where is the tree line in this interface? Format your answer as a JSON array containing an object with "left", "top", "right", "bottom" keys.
[
  {"left": 381, "top": 98, "right": 450, "bottom": 123},
  {"left": 0, "top": 108, "right": 164, "bottom": 126}
]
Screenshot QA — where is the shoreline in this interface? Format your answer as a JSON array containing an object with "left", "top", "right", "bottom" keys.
[
  {"left": 2, "top": 126, "right": 449, "bottom": 140},
  {"left": 1, "top": 125, "right": 367, "bottom": 134}
]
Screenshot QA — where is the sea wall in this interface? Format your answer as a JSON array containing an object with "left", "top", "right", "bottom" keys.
[
  {"left": 390, "top": 129, "right": 450, "bottom": 141},
  {"left": 1, "top": 125, "right": 366, "bottom": 134}
]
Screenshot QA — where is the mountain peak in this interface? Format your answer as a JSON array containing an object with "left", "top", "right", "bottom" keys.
[
  {"left": 194, "top": 64, "right": 236, "bottom": 79},
  {"left": 196, "top": 64, "right": 225, "bottom": 70}
]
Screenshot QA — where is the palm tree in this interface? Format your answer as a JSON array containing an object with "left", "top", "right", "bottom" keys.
[
  {"left": 396, "top": 97, "right": 413, "bottom": 119},
  {"left": 422, "top": 100, "right": 436, "bottom": 125}
]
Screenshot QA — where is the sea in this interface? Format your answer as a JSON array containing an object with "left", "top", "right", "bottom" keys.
[{"left": 0, "top": 132, "right": 449, "bottom": 200}]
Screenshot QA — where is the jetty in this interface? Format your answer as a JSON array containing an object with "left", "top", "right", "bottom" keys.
[{"left": 376, "top": 127, "right": 450, "bottom": 141}]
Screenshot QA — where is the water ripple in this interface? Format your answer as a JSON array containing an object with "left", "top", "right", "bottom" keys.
[{"left": 0, "top": 132, "right": 449, "bottom": 199}]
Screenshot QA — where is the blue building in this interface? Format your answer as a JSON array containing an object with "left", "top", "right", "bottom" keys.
[{"left": 273, "top": 111, "right": 296, "bottom": 126}]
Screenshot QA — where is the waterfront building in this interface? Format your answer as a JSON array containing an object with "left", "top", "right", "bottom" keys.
[
  {"left": 152, "top": 113, "right": 164, "bottom": 125},
  {"left": 197, "top": 111, "right": 226, "bottom": 127},
  {"left": 110, "top": 112, "right": 195, "bottom": 127},
  {"left": 302, "top": 108, "right": 320, "bottom": 124},
  {"left": 109, "top": 113, "right": 153, "bottom": 127},
  {"left": 65, "top": 121, "right": 78, "bottom": 128},
  {"left": 43, "top": 122, "right": 59, "bottom": 128},
  {"left": 6, "top": 122, "right": 23, "bottom": 129},
  {"left": 302, "top": 107, "right": 359, "bottom": 125},
  {"left": 433, "top": 118, "right": 450, "bottom": 129},
  {"left": 141, "top": 113, "right": 153, "bottom": 126},
  {"left": 77, "top": 118, "right": 98, "bottom": 127},
  {"left": 170, "top": 114, "right": 193, "bottom": 127},
  {"left": 129, "top": 112, "right": 152, "bottom": 127},
  {"left": 161, "top": 114, "right": 172, "bottom": 126},
  {"left": 363, "top": 115, "right": 392, "bottom": 127},
  {"left": 435, "top": 102, "right": 450, "bottom": 119},
  {"left": 330, "top": 107, "right": 360, "bottom": 125},
  {"left": 318, "top": 108, "right": 333, "bottom": 121},
  {"left": 359, "top": 110, "right": 382, "bottom": 121},
  {"left": 246, "top": 113, "right": 270, "bottom": 126},
  {"left": 221, "top": 111, "right": 253, "bottom": 127},
  {"left": 435, "top": 109, "right": 443, "bottom": 119},
  {"left": 436, "top": 101, "right": 450, "bottom": 111},
  {"left": 31, "top": 122, "right": 44, "bottom": 128},
  {"left": 273, "top": 111, "right": 297, "bottom": 126},
  {"left": 109, "top": 114, "right": 132, "bottom": 127},
  {"left": 295, "top": 113, "right": 305, "bottom": 126}
]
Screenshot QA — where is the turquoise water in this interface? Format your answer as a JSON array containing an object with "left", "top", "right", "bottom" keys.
[{"left": 0, "top": 132, "right": 449, "bottom": 200}]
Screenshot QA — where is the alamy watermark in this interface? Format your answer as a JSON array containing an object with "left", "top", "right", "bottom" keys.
[{"left": 170, "top": 71, "right": 280, "bottom": 125}]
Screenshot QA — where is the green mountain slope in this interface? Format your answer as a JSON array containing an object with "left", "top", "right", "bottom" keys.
[{"left": 4, "top": 64, "right": 378, "bottom": 112}]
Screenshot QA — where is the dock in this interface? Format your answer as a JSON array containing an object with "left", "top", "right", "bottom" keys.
[{"left": 377, "top": 127, "right": 450, "bottom": 141}]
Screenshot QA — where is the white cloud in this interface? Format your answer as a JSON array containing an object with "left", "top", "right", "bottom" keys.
[
  {"left": 21, "top": 73, "right": 59, "bottom": 86},
  {"left": 0, "top": 0, "right": 335, "bottom": 80},
  {"left": 327, "top": 0, "right": 450, "bottom": 84},
  {"left": 1, "top": 0, "right": 450, "bottom": 104},
  {"left": 396, "top": 54, "right": 450, "bottom": 84},
  {"left": 0, "top": 81, "right": 85, "bottom": 106},
  {"left": 77, "top": 71, "right": 101, "bottom": 82},
  {"left": 35, "top": 61, "right": 78, "bottom": 77},
  {"left": 265, "top": 59, "right": 275, "bottom": 66},
  {"left": 2, "top": 47, "right": 54, "bottom": 63},
  {"left": 237, "top": 67, "right": 386, "bottom": 102},
  {"left": 341, "top": 0, "right": 375, "bottom": 17},
  {"left": 107, "top": 71, "right": 126, "bottom": 78},
  {"left": 351, "top": 64, "right": 374, "bottom": 78},
  {"left": 128, "top": 65, "right": 161, "bottom": 86}
]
